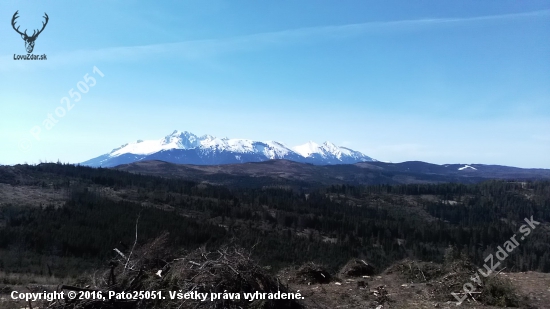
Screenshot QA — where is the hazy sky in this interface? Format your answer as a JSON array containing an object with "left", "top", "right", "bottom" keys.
[{"left": 1, "top": 1, "right": 549, "bottom": 168}]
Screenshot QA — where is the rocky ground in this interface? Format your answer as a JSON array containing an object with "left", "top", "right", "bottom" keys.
[{"left": 281, "top": 261, "right": 550, "bottom": 309}]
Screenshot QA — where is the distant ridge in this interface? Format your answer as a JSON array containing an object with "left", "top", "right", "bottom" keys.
[
  {"left": 113, "top": 159, "right": 550, "bottom": 188},
  {"left": 81, "top": 130, "right": 375, "bottom": 167}
]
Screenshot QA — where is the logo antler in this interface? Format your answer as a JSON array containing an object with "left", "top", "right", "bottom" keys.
[
  {"left": 11, "top": 11, "right": 25, "bottom": 36},
  {"left": 11, "top": 11, "right": 49, "bottom": 53}
]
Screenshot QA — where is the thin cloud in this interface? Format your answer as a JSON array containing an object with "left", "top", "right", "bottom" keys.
[{"left": 1, "top": 9, "right": 548, "bottom": 69}]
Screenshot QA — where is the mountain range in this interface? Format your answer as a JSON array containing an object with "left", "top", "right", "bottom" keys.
[{"left": 81, "top": 130, "right": 375, "bottom": 167}]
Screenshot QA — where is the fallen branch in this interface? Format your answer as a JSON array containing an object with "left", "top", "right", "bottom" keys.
[{"left": 125, "top": 212, "right": 141, "bottom": 271}]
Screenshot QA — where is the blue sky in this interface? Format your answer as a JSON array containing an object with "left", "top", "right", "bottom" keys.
[{"left": 1, "top": 1, "right": 549, "bottom": 168}]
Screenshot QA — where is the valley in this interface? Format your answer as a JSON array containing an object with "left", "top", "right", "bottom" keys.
[{"left": 0, "top": 162, "right": 549, "bottom": 308}]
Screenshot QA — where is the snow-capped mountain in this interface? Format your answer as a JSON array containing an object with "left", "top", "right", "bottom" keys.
[
  {"left": 81, "top": 130, "right": 375, "bottom": 167},
  {"left": 292, "top": 141, "right": 371, "bottom": 164}
]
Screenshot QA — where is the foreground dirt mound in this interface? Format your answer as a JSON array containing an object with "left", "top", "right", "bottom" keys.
[
  {"left": 384, "top": 259, "right": 443, "bottom": 282},
  {"left": 282, "top": 262, "right": 332, "bottom": 285},
  {"left": 35, "top": 246, "right": 541, "bottom": 309},
  {"left": 47, "top": 234, "right": 304, "bottom": 309},
  {"left": 287, "top": 259, "right": 539, "bottom": 309},
  {"left": 338, "top": 259, "right": 375, "bottom": 278},
  {"left": 384, "top": 258, "right": 526, "bottom": 307}
]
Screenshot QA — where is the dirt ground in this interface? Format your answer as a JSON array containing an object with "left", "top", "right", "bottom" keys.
[
  {"left": 0, "top": 271, "right": 548, "bottom": 308},
  {"left": 285, "top": 271, "right": 550, "bottom": 309},
  {"left": 504, "top": 271, "right": 550, "bottom": 309}
]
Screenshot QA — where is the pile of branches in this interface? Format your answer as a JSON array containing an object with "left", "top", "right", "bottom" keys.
[
  {"left": 384, "top": 259, "right": 442, "bottom": 282},
  {"left": 285, "top": 262, "right": 332, "bottom": 285},
  {"left": 46, "top": 233, "right": 304, "bottom": 309},
  {"left": 384, "top": 257, "right": 524, "bottom": 307},
  {"left": 433, "top": 258, "right": 523, "bottom": 307},
  {"left": 338, "top": 259, "right": 375, "bottom": 278}
]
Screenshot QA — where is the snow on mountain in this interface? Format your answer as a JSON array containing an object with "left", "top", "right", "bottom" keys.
[
  {"left": 81, "top": 130, "right": 375, "bottom": 167},
  {"left": 458, "top": 165, "right": 477, "bottom": 171},
  {"left": 263, "top": 141, "right": 292, "bottom": 159},
  {"left": 293, "top": 141, "right": 373, "bottom": 163},
  {"left": 293, "top": 141, "right": 322, "bottom": 158},
  {"left": 111, "top": 130, "right": 199, "bottom": 156}
]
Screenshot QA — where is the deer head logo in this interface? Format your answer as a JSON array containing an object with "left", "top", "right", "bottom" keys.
[{"left": 11, "top": 11, "right": 49, "bottom": 54}]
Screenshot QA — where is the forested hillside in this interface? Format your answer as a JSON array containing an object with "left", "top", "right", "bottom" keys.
[{"left": 0, "top": 163, "right": 548, "bottom": 278}]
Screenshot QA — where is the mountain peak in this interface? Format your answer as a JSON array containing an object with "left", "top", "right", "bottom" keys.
[
  {"left": 166, "top": 130, "right": 195, "bottom": 138},
  {"left": 200, "top": 134, "right": 215, "bottom": 141},
  {"left": 293, "top": 141, "right": 321, "bottom": 157},
  {"left": 322, "top": 141, "right": 339, "bottom": 152},
  {"left": 82, "top": 130, "right": 375, "bottom": 167}
]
